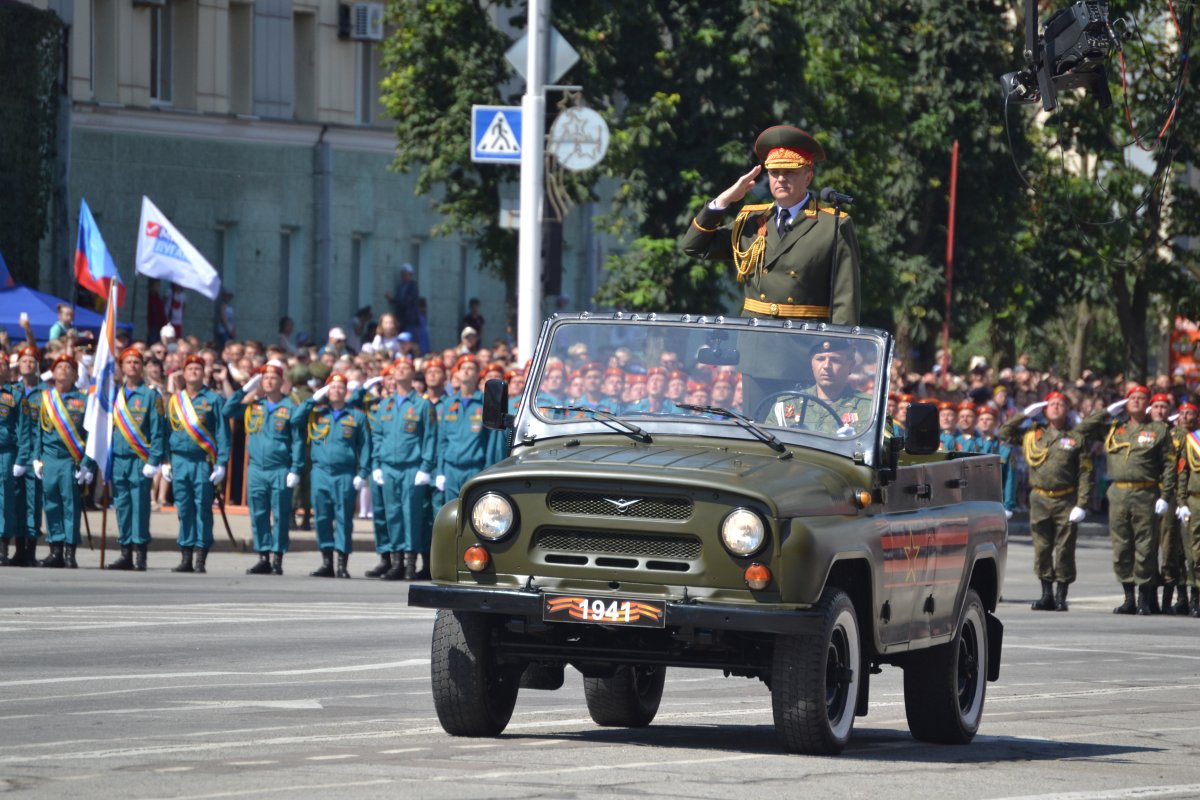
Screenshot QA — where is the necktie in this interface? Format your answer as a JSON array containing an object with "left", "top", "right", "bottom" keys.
[{"left": 777, "top": 208, "right": 790, "bottom": 235}]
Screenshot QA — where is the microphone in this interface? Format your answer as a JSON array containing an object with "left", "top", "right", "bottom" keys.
[{"left": 819, "top": 187, "right": 855, "bottom": 205}]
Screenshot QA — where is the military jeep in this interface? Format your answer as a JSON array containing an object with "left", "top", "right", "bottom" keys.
[{"left": 409, "top": 313, "right": 1006, "bottom": 755}]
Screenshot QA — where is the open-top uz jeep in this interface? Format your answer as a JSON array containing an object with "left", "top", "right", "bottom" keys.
[{"left": 409, "top": 313, "right": 1006, "bottom": 755}]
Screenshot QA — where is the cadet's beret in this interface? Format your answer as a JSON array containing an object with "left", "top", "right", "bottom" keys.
[
  {"left": 900, "top": 393, "right": 914, "bottom": 403},
  {"left": 888, "top": 393, "right": 899, "bottom": 402},
  {"left": 504, "top": 369, "right": 523, "bottom": 381},
  {"left": 581, "top": 361, "right": 604, "bottom": 374},
  {"left": 50, "top": 354, "right": 77, "bottom": 371},
  {"left": 16, "top": 345, "right": 40, "bottom": 361},
  {"left": 938, "top": 401, "right": 955, "bottom": 411},
  {"left": 604, "top": 368, "right": 624, "bottom": 379},
  {"left": 119, "top": 347, "right": 144, "bottom": 363},
  {"left": 1126, "top": 384, "right": 1151, "bottom": 399},
  {"left": 1179, "top": 401, "right": 1198, "bottom": 413},
  {"left": 422, "top": 359, "right": 445, "bottom": 374},
  {"left": 627, "top": 374, "right": 647, "bottom": 385},
  {"left": 262, "top": 360, "right": 286, "bottom": 377},
  {"left": 809, "top": 338, "right": 852, "bottom": 357},
  {"left": 453, "top": 355, "right": 478, "bottom": 373},
  {"left": 1045, "top": 391, "right": 1066, "bottom": 403},
  {"left": 183, "top": 354, "right": 206, "bottom": 368},
  {"left": 647, "top": 367, "right": 667, "bottom": 377},
  {"left": 687, "top": 380, "right": 708, "bottom": 393},
  {"left": 325, "top": 373, "right": 349, "bottom": 387},
  {"left": 957, "top": 401, "right": 977, "bottom": 413},
  {"left": 668, "top": 370, "right": 688, "bottom": 382},
  {"left": 1150, "top": 392, "right": 1173, "bottom": 406},
  {"left": 976, "top": 405, "right": 996, "bottom": 417},
  {"left": 755, "top": 125, "right": 826, "bottom": 168}
]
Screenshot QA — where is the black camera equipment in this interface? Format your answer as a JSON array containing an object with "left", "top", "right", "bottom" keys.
[{"left": 1001, "top": 0, "right": 1118, "bottom": 111}]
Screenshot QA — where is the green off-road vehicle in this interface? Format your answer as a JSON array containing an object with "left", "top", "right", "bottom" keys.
[{"left": 409, "top": 313, "right": 1006, "bottom": 755}]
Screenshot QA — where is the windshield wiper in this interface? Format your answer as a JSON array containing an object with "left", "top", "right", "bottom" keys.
[
  {"left": 673, "top": 404, "right": 789, "bottom": 455},
  {"left": 547, "top": 405, "right": 652, "bottom": 443}
]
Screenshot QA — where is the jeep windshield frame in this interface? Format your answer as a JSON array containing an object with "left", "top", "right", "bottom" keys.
[{"left": 512, "top": 313, "right": 893, "bottom": 467}]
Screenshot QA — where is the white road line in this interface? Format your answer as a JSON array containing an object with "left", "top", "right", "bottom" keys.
[
  {"left": 154, "top": 766, "right": 195, "bottom": 773},
  {"left": 226, "top": 761, "right": 278, "bottom": 766},
  {"left": 456, "top": 743, "right": 500, "bottom": 749},
  {"left": 0, "top": 660, "right": 429, "bottom": 688},
  {"left": 305, "top": 754, "right": 358, "bottom": 761},
  {"left": 1007, "top": 644, "right": 1200, "bottom": 662},
  {"left": 142, "top": 778, "right": 394, "bottom": 800},
  {"left": 378, "top": 748, "right": 427, "bottom": 754},
  {"left": 988, "top": 784, "right": 1200, "bottom": 800}
]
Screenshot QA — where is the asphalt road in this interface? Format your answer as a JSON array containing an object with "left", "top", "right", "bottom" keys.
[{"left": 3, "top": 530, "right": 1200, "bottom": 800}]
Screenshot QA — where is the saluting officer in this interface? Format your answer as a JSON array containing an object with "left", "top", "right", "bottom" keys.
[
  {"left": 435, "top": 356, "right": 506, "bottom": 506},
  {"left": 298, "top": 373, "right": 371, "bottom": 578},
  {"left": 371, "top": 358, "right": 437, "bottom": 581},
  {"left": 226, "top": 360, "right": 304, "bottom": 576},
  {"left": 11, "top": 345, "right": 47, "bottom": 566},
  {"left": 31, "top": 355, "right": 95, "bottom": 569},
  {"left": 0, "top": 356, "right": 21, "bottom": 566},
  {"left": 1173, "top": 400, "right": 1200, "bottom": 617},
  {"left": 999, "top": 392, "right": 1095, "bottom": 611},
  {"left": 108, "top": 347, "right": 166, "bottom": 571},
  {"left": 164, "top": 354, "right": 230, "bottom": 574}
]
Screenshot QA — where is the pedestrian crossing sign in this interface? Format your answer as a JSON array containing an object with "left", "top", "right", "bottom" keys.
[{"left": 472, "top": 105, "right": 522, "bottom": 164}]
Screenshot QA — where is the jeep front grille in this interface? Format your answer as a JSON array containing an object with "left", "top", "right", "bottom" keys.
[
  {"left": 546, "top": 490, "right": 693, "bottom": 521},
  {"left": 535, "top": 528, "right": 702, "bottom": 560}
]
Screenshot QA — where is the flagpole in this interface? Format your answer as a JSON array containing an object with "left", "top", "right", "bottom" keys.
[{"left": 99, "top": 481, "right": 109, "bottom": 568}]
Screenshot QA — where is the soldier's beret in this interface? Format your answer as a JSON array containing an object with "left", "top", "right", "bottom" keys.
[
  {"left": 627, "top": 374, "right": 647, "bottom": 385},
  {"left": 183, "top": 354, "right": 206, "bottom": 368},
  {"left": 937, "top": 401, "right": 955, "bottom": 411},
  {"left": 647, "top": 367, "right": 667, "bottom": 377},
  {"left": 1126, "top": 384, "right": 1150, "bottom": 399},
  {"left": 687, "top": 380, "right": 708, "bottom": 393},
  {"left": 668, "top": 370, "right": 689, "bottom": 382},
  {"left": 754, "top": 125, "right": 826, "bottom": 168},
  {"left": 119, "top": 347, "right": 144, "bottom": 363},
  {"left": 604, "top": 368, "right": 624, "bottom": 379},
  {"left": 453, "top": 355, "right": 478, "bottom": 373},
  {"left": 1180, "top": 401, "right": 1198, "bottom": 413},
  {"left": 50, "top": 354, "right": 77, "bottom": 371},
  {"left": 956, "top": 401, "right": 977, "bottom": 413},
  {"left": 976, "top": 405, "right": 996, "bottom": 417},
  {"left": 325, "top": 373, "right": 349, "bottom": 387},
  {"left": 504, "top": 369, "right": 523, "bottom": 381},
  {"left": 581, "top": 361, "right": 604, "bottom": 374},
  {"left": 1045, "top": 391, "right": 1067, "bottom": 403},
  {"left": 422, "top": 359, "right": 445, "bottom": 374},
  {"left": 809, "top": 338, "right": 852, "bottom": 357},
  {"left": 900, "top": 393, "right": 914, "bottom": 403},
  {"left": 1150, "top": 392, "right": 1173, "bottom": 406},
  {"left": 16, "top": 345, "right": 40, "bottom": 361}
]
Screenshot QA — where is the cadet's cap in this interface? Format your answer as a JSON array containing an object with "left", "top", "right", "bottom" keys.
[
  {"left": 183, "top": 354, "right": 206, "bottom": 368},
  {"left": 687, "top": 380, "right": 708, "bottom": 393},
  {"left": 16, "top": 345, "right": 40, "bottom": 361},
  {"left": 1045, "top": 391, "right": 1066, "bottom": 403},
  {"left": 900, "top": 393, "right": 914, "bottom": 403},
  {"left": 1126, "top": 384, "right": 1151, "bottom": 399},
  {"left": 119, "top": 347, "right": 144, "bottom": 363},
  {"left": 423, "top": 359, "right": 445, "bottom": 374},
  {"left": 1150, "top": 392, "right": 1173, "bottom": 406},
  {"left": 627, "top": 374, "right": 647, "bottom": 385},
  {"left": 754, "top": 125, "right": 826, "bottom": 169},
  {"left": 261, "top": 359, "right": 286, "bottom": 377},
  {"left": 453, "top": 355, "right": 478, "bottom": 373},
  {"left": 937, "top": 400, "right": 955, "bottom": 411},
  {"left": 50, "top": 354, "right": 77, "bottom": 371},
  {"left": 1179, "top": 401, "right": 1198, "bottom": 413},
  {"left": 505, "top": 369, "right": 523, "bottom": 381},
  {"left": 976, "top": 405, "right": 996, "bottom": 417},
  {"left": 957, "top": 401, "right": 977, "bottom": 413},
  {"left": 668, "top": 370, "right": 689, "bottom": 382},
  {"left": 809, "top": 338, "right": 852, "bottom": 357},
  {"left": 888, "top": 393, "right": 899, "bottom": 402},
  {"left": 604, "top": 367, "right": 624, "bottom": 379},
  {"left": 325, "top": 373, "right": 349, "bottom": 387},
  {"left": 581, "top": 361, "right": 604, "bottom": 374},
  {"left": 647, "top": 366, "right": 667, "bottom": 377}
]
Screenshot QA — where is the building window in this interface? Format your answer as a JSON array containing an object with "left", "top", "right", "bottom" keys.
[
  {"left": 229, "top": 2, "right": 253, "bottom": 115},
  {"left": 150, "top": 2, "right": 174, "bottom": 103}
]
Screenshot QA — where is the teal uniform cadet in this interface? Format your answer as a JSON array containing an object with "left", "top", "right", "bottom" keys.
[
  {"left": 111, "top": 381, "right": 167, "bottom": 559},
  {"left": 166, "top": 383, "right": 230, "bottom": 553},
  {"left": 298, "top": 388, "right": 372, "bottom": 560},
  {"left": 371, "top": 388, "right": 438, "bottom": 557},
  {"left": 225, "top": 385, "right": 304, "bottom": 557},
  {"left": 436, "top": 389, "right": 506, "bottom": 503},
  {"left": 0, "top": 380, "right": 22, "bottom": 560},
  {"left": 32, "top": 381, "right": 96, "bottom": 565},
  {"left": 16, "top": 377, "right": 47, "bottom": 558}
]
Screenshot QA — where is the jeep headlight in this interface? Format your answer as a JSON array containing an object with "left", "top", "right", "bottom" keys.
[
  {"left": 470, "top": 492, "right": 516, "bottom": 540},
  {"left": 721, "top": 508, "right": 766, "bottom": 556}
]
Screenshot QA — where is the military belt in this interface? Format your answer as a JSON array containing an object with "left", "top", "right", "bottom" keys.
[
  {"left": 742, "top": 298, "right": 830, "bottom": 318},
  {"left": 1032, "top": 486, "right": 1074, "bottom": 498},
  {"left": 1113, "top": 480, "right": 1157, "bottom": 490}
]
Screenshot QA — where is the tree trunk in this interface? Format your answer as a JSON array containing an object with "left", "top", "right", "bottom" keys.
[
  {"left": 1113, "top": 273, "right": 1149, "bottom": 383},
  {"left": 1068, "top": 301, "right": 1091, "bottom": 380}
]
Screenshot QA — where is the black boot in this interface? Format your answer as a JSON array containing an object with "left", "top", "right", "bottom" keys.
[
  {"left": 22, "top": 539, "right": 38, "bottom": 567},
  {"left": 40, "top": 543, "right": 65, "bottom": 568},
  {"left": 1031, "top": 580, "right": 1055, "bottom": 611},
  {"left": 1114, "top": 583, "right": 1137, "bottom": 614},
  {"left": 1174, "top": 587, "right": 1190, "bottom": 615},
  {"left": 310, "top": 550, "right": 335, "bottom": 578},
  {"left": 108, "top": 545, "right": 134, "bottom": 571},
  {"left": 171, "top": 547, "right": 194, "bottom": 573},
  {"left": 246, "top": 552, "right": 272, "bottom": 575},
  {"left": 1148, "top": 584, "right": 1162, "bottom": 615},
  {"left": 194, "top": 548, "right": 209, "bottom": 574},
  {"left": 364, "top": 552, "right": 391, "bottom": 578},
  {"left": 404, "top": 552, "right": 418, "bottom": 581},
  {"left": 1162, "top": 585, "right": 1176, "bottom": 616},
  {"left": 416, "top": 552, "right": 431, "bottom": 581},
  {"left": 1191, "top": 588, "right": 1200, "bottom": 618},
  {"left": 6, "top": 538, "right": 23, "bottom": 567},
  {"left": 1137, "top": 584, "right": 1154, "bottom": 616},
  {"left": 64, "top": 545, "right": 78, "bottom": 569},
  {"left": 270, "top": 552, "right": 284, "bottom": 576},
  {"left": 0, "top": 539, "right": 9, "bottom": 566},
  {"left": 1054, "top": 582, "right": 1069, "bottom": 611},
  {"left": 335, "top": 551, "right": 350, "bottom": 579},
  {"left": 381, "top": 555, "right": 407, "bottom": 581},
  {"left": 134, "top": 544, "right": 148, "bottom": 572}
]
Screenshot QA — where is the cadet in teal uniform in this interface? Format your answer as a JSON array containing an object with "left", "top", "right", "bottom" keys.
[
  {"left": 163, "top": 355, "right": 230, "bottom": 574},
  {"left": 0, "top": 356, "right": 22, "bottom": 565},
  {"left": 974, "top": 406, "right": 1018, "bottom": 517},
  {"left": 108, "top": 347, "right": 166, "bottom": 571},
  {"left": 420, "top": 360, "right": 451, "bottom": 573},
  {"left": 31, "top": 355, "right": 96, "bottom": 569},
  {"left": 226, "top": 360, "right": 304, "bottom": 576},
  {"left": 297, "top": 373, "right": 371, "bottom": 578},
  {"left": 12, "top": 345, "right": 46, "bottom": 566},
  {"left": 350, "top": 371, "right": 390, "bottom": 578},
  {"left": 371, "top": 358, "right": 437, "bottom": 581},
  {"left": 435, "top": 356, "right": 506, "bottom": 506}
]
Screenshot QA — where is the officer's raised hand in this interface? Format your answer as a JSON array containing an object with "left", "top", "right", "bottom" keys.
[
  {"left": 1106, "top": 398, "right": 1129, "bottom": 416},
  {"left": 713, "top": 165, "right": 763, "bottom": 210},
  {"left": 1022, "top": 401, "right": 1048, "bottom": 417}
]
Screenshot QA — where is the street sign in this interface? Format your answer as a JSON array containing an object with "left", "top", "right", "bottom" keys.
[
  {"left": 548, "top": 107, "right": 609, "bottom": 171},
  {"left": 506, "top": 27, "right": 579, "bottom": 85},
  {"left": 472, "top": 105, "right": 522, "bottom": 164}
]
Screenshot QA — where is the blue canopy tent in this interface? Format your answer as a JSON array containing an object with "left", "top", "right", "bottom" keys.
[{"left": 0, "top": 285, "right": 132, "bottom": 344}]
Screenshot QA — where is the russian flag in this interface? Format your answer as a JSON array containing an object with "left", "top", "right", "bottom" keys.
[
  {"left": 74, "top": 198, "right": 125, "bottom": 307},
  {"left": 0, "top": 250, "right": 14, "bottom": 289}
]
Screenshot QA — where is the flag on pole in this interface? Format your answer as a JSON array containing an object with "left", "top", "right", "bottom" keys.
[
  {"left": 84, "top": 281, "right": 118, "bottom": 483},
  {"left": 74, "top": 198, "right": 126, "bottom": 307},
  {"left": 0, "top": 251, "right": 14, "bottom": 289},
  {"left": 136, "top": 197, "right": 221, "bottom": 300}
]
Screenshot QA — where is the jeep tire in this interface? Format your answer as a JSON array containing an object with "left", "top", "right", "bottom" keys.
[
  {"left": 903, "top": 588, "right": 987, "bottom": 744},
  {"left": 430, "top": 609, "right": 520, "bottom": 736},
  {"left": 583, "top": 664, "right": 666, "bottom": 727},
  {"left": 771, "top": 588, "right": 862, "bottom": 755}
]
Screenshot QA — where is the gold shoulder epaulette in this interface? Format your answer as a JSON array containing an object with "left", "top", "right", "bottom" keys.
[
  {"left": 819, "top": 206, "right": 849, "bottom": 219},
  {"left": 737, "top": 202, "right": 774, "bottom": 216}
]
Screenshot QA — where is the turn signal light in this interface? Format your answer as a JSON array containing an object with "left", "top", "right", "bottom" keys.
[
  {"left": 464, "top": 545, "right": 490, "bottom": 572},
  {"left": 744, "top": 563, "right": 771, "bottom": 590},
  {"left": 855, "top": 490, "right": 873, "bottom": 508}
]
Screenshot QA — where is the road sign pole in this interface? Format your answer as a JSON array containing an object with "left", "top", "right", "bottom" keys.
[{"left": 517, "top": 0, "right": 547, "bottom": 363}]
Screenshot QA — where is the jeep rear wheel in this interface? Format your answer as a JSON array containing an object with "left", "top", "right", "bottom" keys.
[
  {"left": 903, "top": 588, "right": 987, "bottom": 744},
  {"left": 583, "top": 664, "right": 666, "bottom": 727},
  {"left": 430, "top": 609, "right": 520, "bottom": 736},
  {"left": 771, "top": 588, "right": 862, "bottom": 755}
]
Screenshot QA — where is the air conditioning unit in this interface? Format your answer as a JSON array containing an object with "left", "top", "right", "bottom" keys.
[{"left": 350, "top": 3, "right": 385, "bottom": 41}]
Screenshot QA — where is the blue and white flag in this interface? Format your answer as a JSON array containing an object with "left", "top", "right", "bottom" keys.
[
  {"left": 84, "top": 281, "right": 118, "bottom": 482},
  {"left": 136, "top": 196, "right": 221, "bottom": 300}
]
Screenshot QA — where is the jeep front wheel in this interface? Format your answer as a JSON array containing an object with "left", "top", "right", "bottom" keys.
[
  {"left": 583, "top": 664, "right": 666, "bottom": 727},
  {"left": 903, "top": 588, "right": 987, "bottom": 743},
  {"left": 771, "top": 588, "right": 862, "bottom": 755},
  {"left": 430, "top": 609, "right": 520, "bottom": 736}
]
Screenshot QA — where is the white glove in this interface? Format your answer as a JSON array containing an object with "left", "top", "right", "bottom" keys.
[
  {"left": 1176, "top": 505, "right": 1191, "bottom": 522},
  {"left": 312, "top": 384, "right": 331, "bottom": 402},
  {"left": 1068, "top": 506, "right": 1086, "bottom": 523},
  {"left": 372, "top": 468, "right": 384, "bottom": 486},
  {"left": 835, "top": 424, "right": 857, "bottom": 438},
  {"left": 1106, "top": 398, "right": 1129, "bottom": 416},
  {"left": 12, "top": 464, "right": 26, "bottom": 478},
  {"left": 142, "top": 463, "right": 159, "bottom": 480},
  {"left": 1022, "top": 401, "right": 1048, "bottom": 417},
  {"left": 435, "top": 474, "right": 446, "bottom": 492},
  {"left": 32, "top": 460, "right": 44, "bottom": 480},
  {"left": 241, "top": 374, "right": 262, "bottom": 394},
  {"left": 414, "top": 470, "right": 431, "bottom": 486},
  {"left": 1004, "top": 509, "right": 1013, "bottom": 520},
  {"left": 162, "top": 463, "right": 173, "bottom": 483},
  {"left": 353, "top": 475, "right": 366, "bottom": 491},
  {"left": 286, "top": 472, "right": 300, "bottom": 489},
  {"left": 1155, "top": 498, "right": 1169, "bottom": 516},
  {"left": 75, "top": 467, "right": 93, "bottom": 485},
  {"left": 209, "top": 464, "right": 226, "bottom": 485},
  {"left": 363, "top": 376, "right": 383, "bottom": 392}
]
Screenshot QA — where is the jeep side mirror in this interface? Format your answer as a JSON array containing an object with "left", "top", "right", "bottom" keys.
[
  {"left": 905, "top": 402, "right": 940, "bottom": 455},
  {"left": 482, "top": 379, "right": 509, "bottom": 430}
]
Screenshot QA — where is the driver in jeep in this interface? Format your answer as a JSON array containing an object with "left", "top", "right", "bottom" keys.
[{"left": 763, "top": 338, "right": 874, "bottom": 436}]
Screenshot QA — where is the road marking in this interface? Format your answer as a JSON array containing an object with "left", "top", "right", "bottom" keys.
[
  {"left": 142, "top": 778, "right": 394, "bottom": 800},
  {"left": 1008, "top": 644, "right": 1200, "bottom": 662},
  {"left": 227, "top": 761, "right": 278, "bottom": 766},
  {"left": 154, "top": 766, "right": 195, "bottom": 772},
  {"left": 456, "top": 743, "right": 500, "bottom": 749},
  {"left": 378, "top": 748, "right": 426, "bottom": 754},
  {"left": 519, "top": 739, "right": 568, "bottom": 746},
  {"left": 989, "top": 784, "right": 1200, "bottom": 800},
  {"left": 0, "top": 661, "right": 429, "bottom": 688},
  {"left": 305, "top": 754, "right": 358, "bottom": 761}
]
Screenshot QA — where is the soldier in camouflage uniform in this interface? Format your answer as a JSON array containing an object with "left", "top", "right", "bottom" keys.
[
  {"left": 1151, "top": 393, "right": 1187, "bottom": 613},
  {"left": 762, "top": 338, "right": 873, "bottom": 437},
  {"left": 999, "top": 391, "right": 1094, "bottom": 611},
  {"left": 1172, "top": 400, "right": 1200, "bottom": 617}
]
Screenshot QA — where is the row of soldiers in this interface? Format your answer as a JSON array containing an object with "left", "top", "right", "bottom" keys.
[{"left": 0, "top": 346, "right": 504, "bottom": 580}]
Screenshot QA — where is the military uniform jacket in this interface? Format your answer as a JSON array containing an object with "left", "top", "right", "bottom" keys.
[
  {"left": 368, "top": 390, "right": 436, "bottom": 472},
  {"left": 112, "top": 384, "right": 167, "bottom": 465},
  {"left": 0, "top": 383, "right": 21, "bottom": 453},
  {"left": 436, "top": 390, "right": 505, "bottom": 470},
  {"left": 1174, "top": 427, "right": 1200, "bottom": 507},
  {"left": 764, "top": 386, "right": 873, "bottom": 436},
  {"left": 999, "top": 411, "right": 1094, "bottom": 506},
  {"left": 224, "top": 389, "right": 303, "bottom": 472},
  {"left": 680, "top": 196, "right": 861, "bottom": 325},
  {"left": 167, "top": 387, "right": 231, "bottom": 464},
  {"left": 32, "top": 387, "right": 96, "bottom": 469},
  {"left": 300, "top": 399, "right": 371, "bottom": 477},
  {"left": 1077, "top": 409, "right": 1175, "bottom": 495},
  {"left": 16, "top": 382, "right": 46, "bottom": 465}
]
